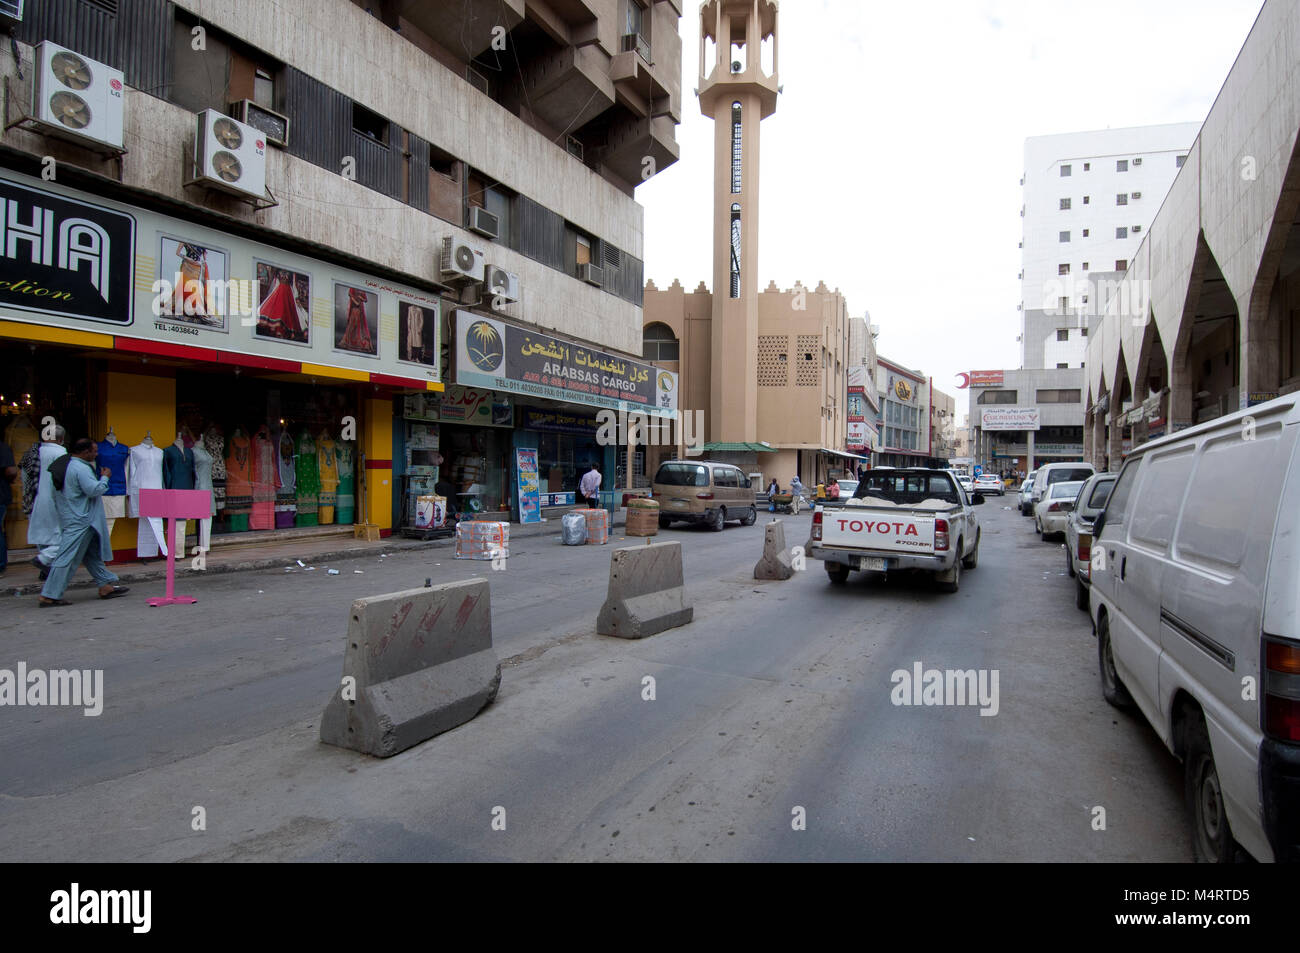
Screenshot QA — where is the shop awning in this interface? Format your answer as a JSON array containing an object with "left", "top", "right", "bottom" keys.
[
  {"left": 820, "top": 447, "right": 870, "bottom": 460},
  {"left": 701, "top": 441, "right": 777, "bottom": 452}
]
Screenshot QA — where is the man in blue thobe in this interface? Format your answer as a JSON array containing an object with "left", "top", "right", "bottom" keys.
[
  {"left": 38, "top": 438, "right": 129, "bottom": 607},
  {"left": 26, "top": 425, "right": 67, "bottom": 575}
]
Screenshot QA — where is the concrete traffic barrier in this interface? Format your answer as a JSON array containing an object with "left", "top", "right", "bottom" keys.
[
  {"left": 596, "top": 540, "right": 694, "bottom": 639},
  {"left": 754, "top": 519, "right": 795, "bottom": 580},
  {"left": 320, "top": 578, "right": 501, "bottom": 757}
]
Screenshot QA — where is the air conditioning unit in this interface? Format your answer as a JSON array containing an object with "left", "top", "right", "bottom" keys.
[
  {"left": 31, "top": 42, "right": 124, "bottom": 150},
  {"left": 485, "top": 265, "right": 520, "bottom": 303},
  {"left": 577, "top": 262, "right": 603, "bottom": 287},
  {"left": 194, "top": 109, "right": 267, "bottom": 199},
  {"left": 466, "top": 66, "right": 489, "bottom": 95},
  {"left": 229, "top": 99, "right": 290, "bottom": 148},
  {"left": 1132, "top": 191, "right": 1141, "bottom": 199},
  {"left": 467, "top": 205, "right": 499, "bottom": 239},
  {"left": 566, "top": 135, "right": 583, "bottom": 161},
  {"left": 441, "top": 235, "right": 486, "bottom": 281},
  {"left": 0, "top": 0, "right": 24, "bottom": 27}
]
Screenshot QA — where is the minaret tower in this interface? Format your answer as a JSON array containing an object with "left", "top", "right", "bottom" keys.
[{"left": 698, "top": 0, "right": 779, "bottom": 443}]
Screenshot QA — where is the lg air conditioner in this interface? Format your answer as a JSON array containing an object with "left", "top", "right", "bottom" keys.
[
  {"left": 577, "top": 262, "right": 603, "bottom": 287},
  {"left": 229, "top": 98, "right": 290, "bottom": 148},
  {"left": 485, "top": 265, "right": 520, "bottom": 303},
  {"left": 32, "top": 41, "right": 124, "bottom": 150},
  {"left": 467, "top": 205, "right": 499, "bottom": 240},
  {"left": 441, "top": 235, "right": 486, "bottom": 281},
  {"left": 194, "top": 109, "right": 267, "bottom": 199}
]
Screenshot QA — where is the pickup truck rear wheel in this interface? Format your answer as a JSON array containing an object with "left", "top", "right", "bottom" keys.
[
  {"left": 961, "top": 530, "right": 979, "bottom": 570},
  {"left": 937, "top": 553, "right": 960, "bottom": 593},
  {"left": 825, "top": 563, "right": 850, "bottom": 585}
]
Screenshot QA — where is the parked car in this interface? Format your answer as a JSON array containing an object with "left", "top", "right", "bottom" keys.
[
  {"left": 1034, "top": 480, "right": 1085, "bottom": 540},
  {"left": 1018, "top": 469, "right": 1039, "bottom": 515},
  {"left": 651, "top": 460, "right": 757, "bottom": 531},
  {"left": 957, "top": 475, "right": 974, "bottom": 495},
  {"left": 1028, "top": 461, "right": 1096, "bottom": 511},
  {"left": 809, "top": 468, "right": 983, "bottom": 592},
  {"left": 973, "top": 474, "right": 1004, "bottom": 496},
  {"left": 1090, "top": 394, "right": 1300, "bottom": 862},
  {"left": 1063, "top": 472, "right": 1117, "bottom": 610}
]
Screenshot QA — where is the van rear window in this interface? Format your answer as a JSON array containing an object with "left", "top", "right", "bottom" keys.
[
  {"left": 1048, "top": 468, "right": 1094, "bottom": 484},
  {"left": 655, "top": 463, "right": 708, "bottom": 487}
]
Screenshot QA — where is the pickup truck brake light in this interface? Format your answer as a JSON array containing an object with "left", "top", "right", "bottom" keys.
[
  {"left": 1078, "top": 535, "right": 1091, "bottom": 573},
  {"left": 812, "top": 508, "right": 822, "bottom": 541},
  {"left": 935, "top": 518, "right": 950, "bottom": 552},
  {"left": 1264, "top": 638, "right": 1300, "bottom": 742}
]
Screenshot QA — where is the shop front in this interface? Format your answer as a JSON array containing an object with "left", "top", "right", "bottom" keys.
[{"left": 0, "top": 166, "right": 441, "bottom": 560}]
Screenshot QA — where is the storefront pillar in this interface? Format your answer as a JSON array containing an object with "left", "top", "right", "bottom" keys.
[
  {"left": 362, "top": 397, "right": 394, "bottom": 534},
  {"left": 100, "top": 371, "right": 176, "bottom": 555}
]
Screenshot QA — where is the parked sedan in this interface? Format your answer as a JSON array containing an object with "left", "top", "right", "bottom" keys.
[
  {"left": 973, "top": 474, "right": 1004, "bottom": 496},
  {"left": 1034, "top": 480, "right": 1085, "bottom": 540},
  {"left": 1063, "top": 472, "right": 1116, "bottom": 610},
  {"left": 1018, "top": 469, "right": 1039, "bottom": 515}
]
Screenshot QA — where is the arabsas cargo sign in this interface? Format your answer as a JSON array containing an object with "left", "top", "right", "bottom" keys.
[
  {"left": 981, "top": 407, "right": 1041, "bottom": 431},
  {"left": 828, "top": 514, "right": 936, "bottom": 553}
]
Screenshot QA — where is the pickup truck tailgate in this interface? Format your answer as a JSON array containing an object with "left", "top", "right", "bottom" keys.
[{"left": 821, "top": 510, "right": 939, "bottom": 554}]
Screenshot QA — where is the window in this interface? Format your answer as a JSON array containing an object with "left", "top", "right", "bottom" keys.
[
  {"left": 1115, "top": 259, "right": 1128, "bottom": 271},
  {"left": 1116, "top": 193, "right": 1128, "bottom": 206},
  {"left": 1058, "top": 264, "right": 1070, "bottom": 275},
  {"left": 1060, "top": 164, "right": 1072, "bottom": 177},
  {"left": 1059, "top": 296, "right": 1069, "bottom": 312},
  {"left": 730, "top": 103, "right": 742, "bottom": 193},
  {"left": 1082, "top": 261, "right": 1089, "bottom": 270},
  {"left": 1130, "top": 450, "right": 1194, "bottom": 551},
  {"left": 642, "top": 322, "right": 680, "bottom": 362},
  {"left": 1056, "top": 329, "right": 1069, "bottom": 341},
  {"left": 713, "top": 467, "right": 739, "bottom": 488},
  {"left": 977, "top": 390, "right": 1018, "bottom": 405},
  {"left": 1080, "top": 327, "right": 1087, "bottom": 336},
  {"left": 655, "top": 463, "right": 707, "bottom": 487},
  {"left": 1116, "top": 227, "right": 1128, "bottom": 239},
  {"left": 625, "top": 0, "right": 646, "bottom": 38},
  {"left": 1060, "top": 198, "right": 1071, "bottom": 210},
  {"left": 1103, "top": 460, "right": 1140, "bottom": 527},
  {"left": 1083, "top": 162, "right": 1091, "bottom": 171},
  {"left": 1083, "top": 195, "right": 1090, "bottom": 205},
  {"left": 1060, "top": 231, "right": 1070, "bottom": 242},
  {"left": 1037, "top": 388, "right": 1082, "bottom": 403},
  {"left": 729, "top": 203, "right": 742, "bottom": 298},
  {"left": 1082, "top": 229, "right": 1089, "bottom": 237},
  {"left": 429, "top": 144, "right": 456, "bottom": 179},
  {"left": 1057, "top": 362, "right": 1069, "bottom": 369},
  {"left": 1176, "top": 154, "right": 1188, "bottom": 168},
  {"left": 1116, "top": 159, "right": 1128, "bottom": 172},
  {"left": 575, "top": 234, "right": 592, "bottom": 265},
  {"left": 253, "top": 69, "right": 274, "bottom": 108},
  {"left": 352, "top": 102, "right": 388, "bottom": 145}
]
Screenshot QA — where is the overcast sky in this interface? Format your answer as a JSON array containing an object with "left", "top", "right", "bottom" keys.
[{"left": 638, "top": 0, "right": 1264, "bottom": 410}]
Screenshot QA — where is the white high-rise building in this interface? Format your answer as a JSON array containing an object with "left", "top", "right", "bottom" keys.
[{"left": 1019, "top": 123, "right": 1200, "bottom": 369}]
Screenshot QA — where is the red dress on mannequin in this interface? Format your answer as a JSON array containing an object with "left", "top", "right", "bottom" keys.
[{"left": 249, "top": 425, "right": 279, "bottom": 530}]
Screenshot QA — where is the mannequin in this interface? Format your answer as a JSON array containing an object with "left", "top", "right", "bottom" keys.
[
  {"left": 335, "top": 439, "right": 356, "bottom": 525},
  {"left": 275, "top": 427, "right": 297, "bottom": 528},
  {"left": 224, "top": 427, "right": 252, "bottom": 533},
  {"left": 162, "top": 428, "right": 197, "bottom": 552},
  {"left": 202, "top": 423, "right": 226, "bottom": 520},
  {"left": 317, "top": 429, "right": 338, "bottom": 525},
  {"left": 96, "top": 425, "right": 129, "bottom": 549},
  {"left": 249, "top": 425, "right": 277, "bottom": 530},
  {"left": 294, "top": 430, "right": 319, "bottom": 527},
  {"left": 190, "top": 431, "right": 214, "bottom": 558},
  {"left": 127, "top": 432, "right": 167, "bottom": 559},
  {"left": 3, "top": 414, "right": 37, "bottom": 544}
]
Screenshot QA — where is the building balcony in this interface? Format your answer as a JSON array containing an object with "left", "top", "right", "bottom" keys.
[
  {"left": 398, "top": 0, "right": 524, "bottom": 58},
  {"left": 602, "top": 111, "right": 680, "bottom": 185},
  {"left": 522, "top": 43, "right": 615, "bottom": 133}
]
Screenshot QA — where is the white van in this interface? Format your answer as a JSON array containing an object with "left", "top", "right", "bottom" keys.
[{"left": 1090, "top": 395, "right": 1300, "bottom": 862}]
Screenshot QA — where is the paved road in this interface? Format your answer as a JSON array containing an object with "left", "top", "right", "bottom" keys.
[{"left": 0, "top": 500, "right": 1191, "bottom": 861}]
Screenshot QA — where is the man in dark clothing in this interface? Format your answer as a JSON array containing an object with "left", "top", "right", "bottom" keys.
[{"left": 0, "top": 438, "right": 15, "bottom": 576}]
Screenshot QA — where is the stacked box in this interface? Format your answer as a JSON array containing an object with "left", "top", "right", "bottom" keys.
[
  {"left": 625, "top": 498, "right": 659, "bottom": 537},
  {"left": 580, "top": 507, "right": 609, "bottom": 545},
  {"left": 455, "top": 520, "right": 509, "bottom": 559}
]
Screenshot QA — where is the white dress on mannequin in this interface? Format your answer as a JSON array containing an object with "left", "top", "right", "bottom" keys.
[
  {"left": 191, "top": 442, "right": 214, "bottom": 555},
  {"left": 127, "top": 440, "right": 167, "bottom": 558}
]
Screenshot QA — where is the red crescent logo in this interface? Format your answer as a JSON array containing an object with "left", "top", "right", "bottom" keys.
[{"left": 956, "top": 372, "right": 970, "bottom": 389}]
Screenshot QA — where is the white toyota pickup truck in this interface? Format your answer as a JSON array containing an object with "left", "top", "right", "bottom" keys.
[{"left": 809, "top": 468, "right": 984, "bottom": 592}]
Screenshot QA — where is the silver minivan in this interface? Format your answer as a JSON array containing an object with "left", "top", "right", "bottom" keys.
[{"left": 1090, "top": 395, "right": 1300, "bottom": 862}]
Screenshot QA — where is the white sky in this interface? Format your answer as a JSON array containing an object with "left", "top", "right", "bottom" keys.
[{"left": 637, "top": 0, "right": 1264, "bottom": 406}]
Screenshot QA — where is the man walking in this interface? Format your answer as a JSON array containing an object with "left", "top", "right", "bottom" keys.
[
  {"left": 0, "top": 435, "right": 15, "bottom": 577},
  {"left": 27, "top": 424, "right": 66, "bottom": 579},
  {"left": 37, "top": 438, "right": 129, "bottom": 607},
  {"left": 579, "top": 462, "right": 601, "bottom": 510}
]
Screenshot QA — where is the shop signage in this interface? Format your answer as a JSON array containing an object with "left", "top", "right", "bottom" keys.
[
  {"left": 541, "top": 492, "right": 574, "bottom": 507},
  {"left": 455, "top": 311, "right": 677, "bottom": 416},
  {"left": 1248, "top": 392, "right": 1279, "bottom": 406},
  {"left": 957, "top": 370, "right": 1004, "bottom": 388},
  {"left": 993, "top": 443, "right": 1083, "bottom": 456},
  {"left": 0, "top": 176, "right": 135, "bottom": 324},
  {"left": 515, "top": 448, "right": 540, "bottom": 524},
  {"left": 980, "top": 407, "right": 1040, "bottom": 431},
  {"left": 522, "top": 409, "right": 599, "bottom": 436},
  {"left": 0, "top": 169, "right": 441, "bottom": 387},
  {"left": 402, "top": 386, "right": 511, "bottom": 427}
]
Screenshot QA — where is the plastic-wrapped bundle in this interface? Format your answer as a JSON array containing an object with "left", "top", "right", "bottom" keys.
[
  {"left": 561, "top": 511, "right": 588, "bottom": 545},
  {"left": 455, "top": 520, "right": 509, "bottom": 559},
  {"left": 581, "top": 507, "right": 609, "bottom": 545}
]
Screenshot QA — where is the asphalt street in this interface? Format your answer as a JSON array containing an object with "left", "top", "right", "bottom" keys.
[{"left": 0, "top": 501, "right": 1191, "bottom": 861}]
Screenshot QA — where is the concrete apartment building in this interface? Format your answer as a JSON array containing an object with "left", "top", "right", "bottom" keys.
[
  {"left": 1085, "top": 0, "right": 1300, "bottom": 469},
  {"left": 641, "top": 0, "right": 863, "bottom": 487},
  {"left": 874, "top": 356, "right": 931, "bottom": 467},
  {"left": 0, "top": 0, "right": 683, "bottom": 554}
]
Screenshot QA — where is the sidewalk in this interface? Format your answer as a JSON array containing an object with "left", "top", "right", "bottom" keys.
[{"left": 2, "top": 510, "right": 626, "bottom": 597}]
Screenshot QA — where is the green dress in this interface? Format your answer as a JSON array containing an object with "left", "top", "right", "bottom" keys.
[
  {"left": 295, "top": 431, "right": 319, "bottom": 527},
  {"left": 336, "top": 440, "right": 356, "bottom": 524}
]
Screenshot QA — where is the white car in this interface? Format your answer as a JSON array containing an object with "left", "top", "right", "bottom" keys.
[
  {"left": 973, "top": 474, "right": 1004, "bottom": 496},
  {"left": 1033, "top": 480, "right": 1085, "bottom": 539},
  {"left": 1019, "top": 469, "right": 1039, "bottom": 515}
]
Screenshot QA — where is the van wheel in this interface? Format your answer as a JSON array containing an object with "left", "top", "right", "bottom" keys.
[
  {"left": 658, "top": 516, "right": 672, "bottom": 529},
  {"left": 961, "top": 531, "right": 979, "bottom": 569},
  {"left": 1098, "top": 615, "right": 1134, "bottom": 709},
  {"left": 937, "top": 555, "right": 960, "bottom": 593},
  {"left": 709, "top": 507, "right": 725, "bottom": 532},
  {"left": 740, "top": 505, "right": 757, "bottom": 526},
  {"left": 1185, "top": 715, "right": 1239, "bottom": 863},
  {"left": 1075, "top": 579, "right": 1089, "bottom": 611},
  {"left": 825, "top": 563, "right": 849, "bottom": 585}
]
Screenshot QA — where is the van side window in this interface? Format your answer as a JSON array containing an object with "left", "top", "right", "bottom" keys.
[
  {"left": 1178, "top": 431, "right": 1282, "bottom": 568},
  {"left": 714, "top": 468, "right": 737, "bottom": 488},
  {"left": 1130, "top": 450, "right": 1195, "bottom": 550},
  {"left": 1103, "top": 461, "right": 1140, "bottom": 526}
]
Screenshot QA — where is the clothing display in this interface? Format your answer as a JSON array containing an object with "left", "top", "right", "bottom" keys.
[
  {"left": 203, "top": 426, "right": 226, "bottom": 515},
  {"left": 224, "top": 430, "right": 252, "bottom": 533},
  {"left": 102, "top": 493, "right": 125, "bottom": 544},
  {"left": 294, "top": 431, "right": 319, "bottom": 526},
  {"left": 336, "top": 440, "right": 356, "bottom": 525},
  {"left": 404, "top": 305, "right": 426, "bottom": 363},
  {"left": 317, "top": 434, "right": 339, "bottom": 525},
  {"left": 249, "top": 425, "right": 278, "bottom": 531},
  {"left": 127, "top": 440, "right": 167, "bottom": 558},
  {"left": 257, "top": 274, "right": 307, "bottom": 342},
  {"left": 96, "top": 438, "right": 129, "bottom": 493},
  {"left": 191, "top": 441, "right": 215, "bottom": 554},
  {"left": 162, "top": 442, "right": 196, "bottom": 489},
  {"left": 4, "top": 417, "right": 37, "bottom": 541},
  {"left": 340, "top": 288, "right": 373, "bottom": 352},
  {"left": 27, "top": 441, "right": 68, "bottom": 562},
  {"left": 275, "top": 429, "right": 297, "bottom": 529},
  {"left": 19, "top": 444, "right": 40, "bottom": 515}
]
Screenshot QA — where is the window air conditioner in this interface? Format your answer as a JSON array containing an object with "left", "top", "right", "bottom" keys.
[
  {"left": 577, "top": 262, "right": 603, "bottom": 287},
  {"left": 229, "top": 99, "right": 290, "bottom": 148},
  {"left": 467, "top": 205, "right": 499, "bottom": 239}
]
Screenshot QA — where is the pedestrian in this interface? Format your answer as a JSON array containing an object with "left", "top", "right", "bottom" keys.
[
  {"left": 37, "top": 438, "right": 129, "bottom": 607},
  {"left": 0, "top": 436, "right": 15, "bottom": 577},
  {"left": 766, "top": 477, "right": 780, "bottom": 512},
  {"left": 579, "top": 462, "right": 601, "bottom": 510},
  {"left": 827, "top": 477, "right": 840, "bottom": 500},
  {"left": 27, "top": 424, "right": 66, "bottom": 579}
]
